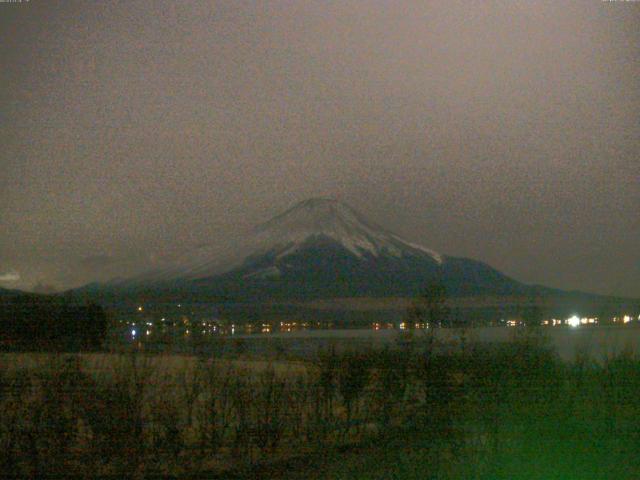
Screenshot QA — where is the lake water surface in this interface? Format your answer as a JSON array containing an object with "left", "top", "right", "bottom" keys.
[{"left": 236, "top": 325, "right": 640, "bottom": 362}]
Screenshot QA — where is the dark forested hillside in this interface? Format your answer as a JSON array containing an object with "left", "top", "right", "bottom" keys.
[{"left": 0, "top": 292, "right": 107, "bottom": 350}]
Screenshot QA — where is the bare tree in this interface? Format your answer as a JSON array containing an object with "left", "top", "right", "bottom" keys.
[{"left": 405, "top": 281, "right": 450, "bottom": 329}]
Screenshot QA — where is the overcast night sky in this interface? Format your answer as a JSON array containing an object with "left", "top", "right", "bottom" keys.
[{"left": 1, "top": 1, "right": 638, "bottom": 297}]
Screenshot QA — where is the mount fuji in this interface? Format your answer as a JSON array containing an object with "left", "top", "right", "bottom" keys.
[
  {"left": 99, "top": 198, "right": 540, "bottom": 300},
  {"left": 71, "top": 198, "right": 640, "bottom": 324}
]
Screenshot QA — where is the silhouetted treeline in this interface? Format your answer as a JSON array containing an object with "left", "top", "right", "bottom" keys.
[{"left": 0, "top": 294, "right": 107, "bottom": 350}]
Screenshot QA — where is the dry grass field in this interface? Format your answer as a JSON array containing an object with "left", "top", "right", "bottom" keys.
[{"left": 2, "top": 331, "right": 640, "bottom": 478}]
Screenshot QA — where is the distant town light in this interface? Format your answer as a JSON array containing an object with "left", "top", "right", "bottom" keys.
[
  {"left": 567, "top": 315, "right": 580, "bottom": 328},
  {"left": 131, "top": 329, "right": 137, "bottom": 337}
]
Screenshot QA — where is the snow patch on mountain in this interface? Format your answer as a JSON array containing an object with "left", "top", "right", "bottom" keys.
[{"left": 390, "top": 235, "right": 443, "bottom": 263}]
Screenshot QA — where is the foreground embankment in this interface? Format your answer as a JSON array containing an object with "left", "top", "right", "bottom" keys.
[{"left": 2, "top": 331, "right": 640, "bottom": 478}]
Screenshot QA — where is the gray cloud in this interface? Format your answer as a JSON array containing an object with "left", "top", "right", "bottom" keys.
[{"left": 79, "top": 254, "right": 119, "bottom": 270}]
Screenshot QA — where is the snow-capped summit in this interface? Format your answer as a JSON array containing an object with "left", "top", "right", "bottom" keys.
[
  {"left": 251, "top": 198, "right": 443, "bottom": 263},
  {"left": 113, "top": 197, "right": 444, "bottom": 287}
]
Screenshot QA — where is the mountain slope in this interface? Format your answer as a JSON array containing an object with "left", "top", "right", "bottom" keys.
[
  {"left": 115, "top": 197, "right": 446, "bottom": 290},
  {"left": 180, "top": 198, "right": 528, "bottom": 299},
  {"left": 72, "top": 198, "right": 640, "bottom": 326}
]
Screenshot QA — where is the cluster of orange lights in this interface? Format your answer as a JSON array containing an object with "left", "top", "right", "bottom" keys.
[
  {"left": 372, "top": 322, "right": 397, "bottom": 330},
  {"left": 278, "top": 321, "right": 311, "bottom": 332},
  {"left": 398, "top": 322, "right": 429, "bottom": 330}
]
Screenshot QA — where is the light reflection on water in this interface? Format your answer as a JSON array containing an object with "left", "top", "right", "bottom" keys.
[{"left": 119, "top": 318, "right": 640, "bottom": 362}]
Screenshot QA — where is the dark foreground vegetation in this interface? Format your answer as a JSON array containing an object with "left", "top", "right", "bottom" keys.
[
  {"left": 0, "top": 293, "right": 107, "bottom": 350},
  {"left": 1, "top": 331, "right": 640, "bottom": 479}
]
